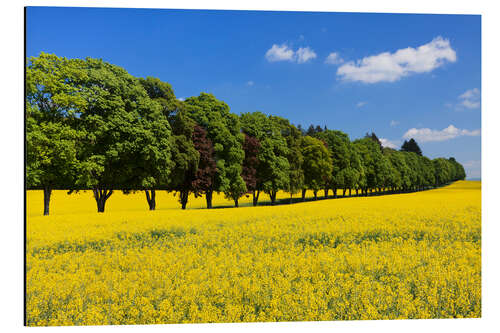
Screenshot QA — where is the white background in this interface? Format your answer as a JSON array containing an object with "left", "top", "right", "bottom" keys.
[{"left": 1, "top": 1, "right": 498, "bottom": 332}]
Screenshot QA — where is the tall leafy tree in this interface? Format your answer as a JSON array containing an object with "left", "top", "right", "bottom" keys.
[
  {"left": 448, "top": 157, "right": 466, "bottom": 181},
  {"left": 26, "top": 53, "right": 86, "bottom": 215},
  {"left": 421, "top": 156, "right": 436, "bottom": 188},
  {"left": 385, "top": 150, "right": 411, "bottom": 192},
  {"left": 301, "top": 136, "right": 333, "bottom": 200},
  {"left": 284, "top": 124, "right": 304, "bottom": 203},
  {"left": 167, "top": 112, "right": 200, "bottom": 210},
  {"left": 353, "top": 137, "right": 384, "bottom": 195},
  {"left": 347, "top": 145, "right": 365, "bottom": 196},
  {"left": 315, "top": 130, "right": 351, "bottom": 198},
  {"left": 242, "top": 134, "right": 261, "bottom": 204},
  {"left": 184, "top": 93, "right": 246, "bottom": 208},
  {"left": 73, "top": 57, "right": 173, "bottom": 212},
  {"left": 240, "top": 112, "right": 290, "bottom": 205},
  {"left": 138, "top": 77, "right": 193, "bottom": 210},
  {"left": 433, "top": 158, "right": 452, "bottom": 186},
  {"left": 26, "top": 118, "right": 80, "bottom": 215},
  {"left": 191, "top": 125, "right": 217, "bottom": 200}
]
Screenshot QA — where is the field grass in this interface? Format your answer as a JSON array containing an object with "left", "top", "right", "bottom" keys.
[{"left": 26, "top": 181, "right": 481, "bottom": 326}]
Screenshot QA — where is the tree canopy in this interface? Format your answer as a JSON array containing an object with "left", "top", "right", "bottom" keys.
[{"left": 26, "top": 53, "right": 468, "bottom": 214}]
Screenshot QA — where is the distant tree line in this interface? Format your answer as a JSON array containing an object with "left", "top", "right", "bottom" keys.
[{"left": 26, "top": 53, "right": 466, "bottom": 215}]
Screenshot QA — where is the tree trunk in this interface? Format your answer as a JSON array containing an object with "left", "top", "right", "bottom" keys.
[
  {"left": 289, "top": 193, "right": 293, "bottom": 204},
  {"left": 324, "top": 188, "right": 328, "bottom": 198},
  {"left": 205, "top": 190, "right": 213, "bottom": 209},
  {"left": 349, "top": 188, "right": 352, "bottom": 196},
  {"left": 342, "top": 188, "right": 346, "bottom": 197},
  {"left": 333, "top": 187, "right": 337, "bottom": 198},
  {"left": 301, "top": 189, "right": 306, "bottom": 201},
  {"left": 234, "top": 198, "right": 239, "bottom": 208},
  {"left": 93, "top": 187, "right": 113, "bottom": 213},
  {"left": 252, "top": 190, "right": 260, "bottom": 206},
  {"left": 269, "top": 190, "right": 277, "bottom": 205},
  {"left": 43, "top": 186, "right": 52, "bottom": 216},
  {"left": 313, "top": 190, "right": 317, "bottom": 200},
  {"left": 180, "top": 190, "right": 189, "bottom": 210},
  {"left": 145, "top": 189, "right": 156, "bottom": 210},
  {"left": 355, "top": 189, "right": 359, "bottom": 196}
]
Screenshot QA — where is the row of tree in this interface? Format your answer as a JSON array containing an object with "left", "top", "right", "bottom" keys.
[{"left": 26, "top": 53, "right": 466, "bottom": 215}]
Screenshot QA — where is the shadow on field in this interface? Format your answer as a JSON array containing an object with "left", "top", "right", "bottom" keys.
[{"left": 192, "top": 183, "right": 455, "bottom": 210}]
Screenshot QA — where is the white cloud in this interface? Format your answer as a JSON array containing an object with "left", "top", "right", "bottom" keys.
[
  {"left": 296, "top": 47, "right": 317, "bottom": 64},
  {"left": 458, "top": 88, "right": 480, "bottom": 109},
  {"left": 356, "top": 101, "right": 367, "bottom": 108},
  {"left": 390, "top": 120, "right": 399, "bottom": 127},
  {"left": 403, "top": 125, "right": 480, "bottom": 143},
  {"left": 337, "top": 36, "right": 457, "bottom": 83},
  {"left": 265, "top": 44, "right": 295, "bottom": 62},
  {"left": 380, "top": 138, "right": 398, "bottom": 149},
  {"left": 265, "top": 44, "right": 316, "bottom": 64},
  {"left": 177, "top": 97, "right": 185, "bottom": 101},
  {"left": 246, "top": 80, "right": 254, "bottom": 86},
  {"left": 325, "top": 52, "right": 344, "bottom": 65}
]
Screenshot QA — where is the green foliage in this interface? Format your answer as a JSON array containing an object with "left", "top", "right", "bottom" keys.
[
  {"left": 240, "top": 112, "right": 290, "bottom": 201},
  {"left": 353, "top": 138, "right": 385, "bottom": 190},
  {"left": 26, "top": 118, "right": 80, "bottom": 189},
  {"left": 184, "top": 93, "right": 246, "bottom": 203},
  {"left": 73, "top": 58, "right": 173, "bottom": 193},
  {"left": 315, "top": 130, "right": 351, "bottom": 191},
  {"left": 26, "top": 52, "right": 469, "bottom": 213},
  {"left": 284, "top": 124, "right": 305, "bottom": 196},
  {"left": 301, "top": 136, "right": 333, "bottom": 195}
]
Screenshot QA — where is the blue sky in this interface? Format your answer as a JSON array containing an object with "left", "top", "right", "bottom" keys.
[{"left": 26, "top": 7, "right": 481, "bottom": 178}]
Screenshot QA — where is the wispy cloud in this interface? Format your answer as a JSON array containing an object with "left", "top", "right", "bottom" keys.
[
  {"left": 337, "top": 37, "right": 456, "bottom": 83},
  {"left": 246, "top": 80, "right": 254, "bottom": 86},
  {"left": 296, "top": 47, "right": 317, "bottom": 63},
  {"left": 458, "top": 88, "right": 480, "bottom": 109},
  {"left": 265, "top": 43, "right": 316, "bottom": 64},
  {"left": 356, "top": 101, "right": 367, "bottom": 108},
  {"left": 265, "top": 44, "right": 295, "bottom": 62},
  {"left": 403, "top": 125, "right": 480, "bottom": 142},
  {"left": 390, "top": 120, "right": 399, "bottom": 127},
  {"left": 325, "top": 52, "right": 344, "bottom": 65}
]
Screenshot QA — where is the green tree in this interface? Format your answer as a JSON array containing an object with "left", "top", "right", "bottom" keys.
[
  {"left": 26, "top": 118, "right": 80, "bottom": 215},
  {"left": 167, "top": 111, "right": 200, "bottom": 210},
  {"left": 301, "top": 136, "right": 333, "bottom": 200},
  {"left": 284, "top": 124, "right": 304, "bottom": 203},
  {"left": 184, "top": 93, "right": 246, "bottom": 208},
  {"left": 433, "top": 158, "right": 452, "bottom": 186},
  {"left": 385, "top": 150, "right": 411, "bottom": 193},
  {"left": 315, "top": 129, "right": 351, "bottom": 198},
  {"left": 240, "top": 112, "right": 290, "bottom": 205},
  {"left": 74, "top": 57, "right": 173, "bottom": 212},
  {"left": 26, "top": 53, "right": 86, "bottom": 215},
  {"left": 138, "top": 77, "right": 194, "bottom": 210},
  {"left": 353, "top": 137, "right": 384, "bottom": 195},
  {"left": 448, "top": 157, "right": 466, "bottom": 180}
]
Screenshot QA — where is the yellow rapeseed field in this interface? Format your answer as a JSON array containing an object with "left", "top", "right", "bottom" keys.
[{"left": 26, "top": 181, "right": 481, "bottom": 326}]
